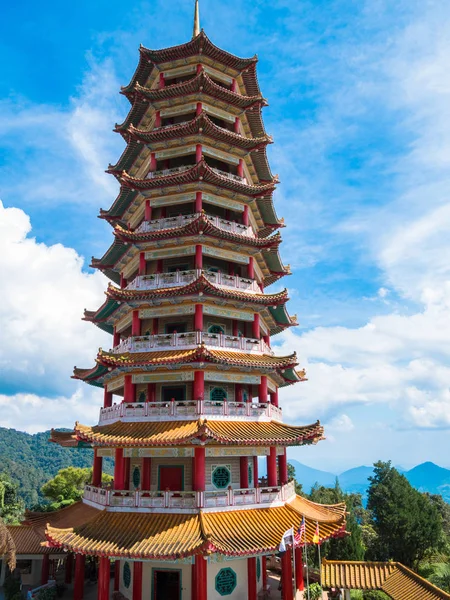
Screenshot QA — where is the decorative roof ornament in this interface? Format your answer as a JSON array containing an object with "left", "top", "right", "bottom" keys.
[{"left": 193, "top": 0, "right": 200, "bottom": 39}]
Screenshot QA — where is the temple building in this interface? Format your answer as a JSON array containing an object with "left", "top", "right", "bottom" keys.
[{"left": 11, "top": 3, "right": 350, "bottom": 600}]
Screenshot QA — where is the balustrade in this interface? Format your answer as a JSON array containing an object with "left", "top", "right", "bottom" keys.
[
  {"left": 135, "top": 212, "right": 253, "bottom": 237},
  {"left": 127, "top": 269, "right": 260, "bottom": 293}
]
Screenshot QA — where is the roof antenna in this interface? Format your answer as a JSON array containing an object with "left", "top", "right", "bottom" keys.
[{"left": 193, "top": 0, "right": 200, "bottom": 38}]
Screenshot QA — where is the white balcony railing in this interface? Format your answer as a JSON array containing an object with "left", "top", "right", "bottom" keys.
[
  {"left": 112, "top": 331, "right": 272, "bottom": 355},
  {"left": 83, "top": 480, "right": 295, "bottom": 511},
  {"left": 99, "top": 401, "right": 283, "bottom": 425},
  {"left": 210, "top": 167, "right": 247, "bottom": 184},
  {"left": 126, "top": 269, "right": 261, "bottom": 293},
  {"left": 135, "top": 212, "right": 254, "bottom": 238},
  {"left": 145, "top": 165, "right": 192, "bottom": 179}
]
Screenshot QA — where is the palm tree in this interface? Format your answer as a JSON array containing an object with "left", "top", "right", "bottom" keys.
[{"left": 0, "top": 517, "right": 16, "bottom": 571}]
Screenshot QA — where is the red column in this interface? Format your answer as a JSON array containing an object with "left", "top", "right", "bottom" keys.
[
  {"left": 193, "top": 555, "right": 207, "bottom": 600},
  {"left": 132, "top": 310, "right": 141, "bottom": 336},
  {"left": 243, "top": 204, "right": 249, "bottom": 226},
  {"left": 92, "top": 449, "right": 103, "bottom": 487},
  {"left": 197, "top": 63, "right": 203, "bottom": 74},
  {"left": 247, "top": 557, "right": 257, "bottom": 600},
  {"left": 270, "top": 389, "right": 279, "bottom": 407},
  {"left": 114, "top": 560, "right": 120, "bottom": 592},
  {"left": 240, "top": 456, "right": 249, "bottom": 488},
  {"left": 97, "top": 557, "right": 110, "bottom": 600},
  {"left": 103, "top": 388, "right": 113, "bottom": 408},
  {"left": 145, "top": 200, "right": 152, "bottom": 221},
  {"left": 133, "top": 562, "right": 143, "bottom": 600},
  {"left": 235, "top": 383, "right": 243, "bottom": 403},
  {"left": 74, "top": 555, "right": 85, "bottom": 600},
  {"left": 248, "top": 256, "right": 255, "bottom": 279},
  {"left": 263, "top": 334, "right": 270, "bottom": 347},
  {"left": 193, "top": 447, "right": 206, "bottom": 491},
  {"left": 159, "top": 72, "right": 165, "bottom": 88},
  {"left": 253, "top": 456, "right": 259, "bottom": 488},
  {"left": 279, "top": 449, "right": 288, "bottom": 485},
  {"left": 196, "top": 143, "right": 203, "bottom": 163},
  {"left": 124, "top": 375, "right": 135, "bottom": 403},
  {"left": 113, "top": 327, "right": 120, "bottom": 347},
  {"left": 156, "top": 259, "right": 163, "bottom": 274},
  {"left": 232, "top": 320, "right": 239, "bottom": 336},
  {"left": 124, "top": 457, "right": 131, "bottom": 490},
  {"left": 252, "top": 313, "right": 260, "bottom": 340},
  {"left": 65, "top": 553, "right": 74, "bottom": 584},
  {"left": 281, "top": 548, "right": 294, "bottom": 600},
  {"left": 194, "top": 370, "right": 204, "bottom": 401},
  {"left": 114, "top": 448, "right": 125, "bottom": 490},
  {"left": 139, "top": 252, "right": 146, "bottom": 276},
  {"left": 142, "top": 457, "right": 152, "bottom": 490},
  {"left": 267, "top": 447, "right": 277, "bottom": 487},
  {"left": 195, "top": 191, "right": 203, "bottom": 213},
  {"left": 234, "top": 117, "right": 240, "bottom": 133},
  {"left": 154, "top": 111, "right": 161, "bottom": 128},
  {"left": 195, "top": 304, "right": 203, "bottom": 331},
  {"left": 150, "top": 152, "right": 157, "bottom": 171},
  {"left": 195, "top": 244, "right": 203, "bottom": 269},
  {"left": 147, "top": 383, "right": 156, "bottom": 403},
  {"left": 231, "top": 78, "right": 238, "bottom": 93},
  {"left": 120, "top": 273, "right": 127, "bottom": 289},
  {"left": 262, "top": 556, "right": 267, "bottom": 590},
  {"left": 196, "top": 102, "right": 203, "bottom": 116},
  {"left": 237, "top": 158, "right": 244, "bottom": 178},
  {"left": 295, "top": 546, "right": 304, "bottom": 591},
  {"left": 41, "top": 554, "right": 50, "bottom": 585},
  {"left": 258, "top": 375, "right": 268, "bottom": 404},
  {"left": 152, "top": 317, "right": 159, "bottom": 335}
]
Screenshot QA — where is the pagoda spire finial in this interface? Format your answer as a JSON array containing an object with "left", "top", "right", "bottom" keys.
[{"left": 193, "top": 0, "right": 200, "bottom": 38}]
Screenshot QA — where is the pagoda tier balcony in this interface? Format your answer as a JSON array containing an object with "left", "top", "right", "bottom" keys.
[
  {"left": 126, "top": 269, "right": 261, "bottom": 293},
  {"left": 135, "top": 211, "right": 255, "bottom": 238},
  {"left": 145, "top": 164, "right": 247, "bottom": 185},
  {"left": 111, "top": 331, "right": 273, "bottom": 356},
  {"left": 98, "top": 400, "right": 282, "bottom": 424},
  {"left": 83, "top": 479, "right": 295, "bottom": 512}
]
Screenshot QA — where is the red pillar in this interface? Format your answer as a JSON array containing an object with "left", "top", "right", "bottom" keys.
[
  {"left": 159, "top": 72, "right": 165, "bottom": 88},
  {"left": 133, "top": 562, "right": 143, "bottom": 600},
  {"left": 252, "top": 313, "right": 260, "bottom": 339},
  {"left": 113, "top": 327, "right": 120, "bottom": 347},
  {"left": 92, "top": 449, "right": 103, "bottom": 487},
  {"left": 114, "top": 561, "right": 120, "bottom": 592},
  {"left": 124, "top": 457, "right": 131, "bottom": 490},
  {"left": 145, "top": 199, "right": 152, "bottom": 221},
  {"left": 139, "top": 252, "right": 146, "bottom": 276},
  {"left": 154, "top": 111, "right": 161, "bottom": 128},
  {"left": 97, "top": 557, "right": 110, "bottom": 600},
  {"left": 237, "top": 158, "right": 244, "bottom": 178},
  {"left": 267, "top": 447, "right": 277, "bottom": 487},
  {"left": 150, "top": 152, "right": 157, "bottom": 171},
  {"left": 152, "top": 317, "right": 159, "bottom": 335},
  {"left": 247, "top": 557, "right": 257, "bottom": 600},
  {"left": 195, "top": 191, "right": 203, "bottom": 213},
  {"left": 231, "top": 78, "right": 238, "bottom": 93},
  {"left": 243, "top": 204, "right": 249, "bottom": 226},
  {"left": 114, "top": 448, "right": 125, "bottom": 490},
  {"left": 195, "top": 244, "right": 203, "bottom": 269},
  {"left": 103, "top": 388, "right": 113, "bottom": 408},
  {"left": 120, "top": 273, "right": 127, "bottom": 289},
  {"left": 65, "top": 553, "right": 74, "bottom": 584},
  {"left": 262, "top": 556, "right": 267, "bottom": 590},
  {"left": 232, "top": 320, "right": 239, "bottom": 337},
  {"left": 196, "top": 143, "right": 203, "bottom": 163},
  {"left": 147, "top": 383, "right": 156, "bottom": 403},
  {"left": 197, "top": 63, "right": 203, "bottom": 74},
  {"left": 193, "top": 447, "right": 206, "bottom": 491},
  {"left": 240, "top": 456, "right": 249, "bottom": 488},
  {"left": 281, "top": 548, "right": 294, "bottom": 600},
  {"left": 295, "top": 546, "right": 304, "bottom": 591},
  {"left": 193, "top": 371, "right": 204, "bottom": 400},
  {"left": 41, "top": 554, "right": 50, "bottom": 585},
  {"left": 132, "top": 310, "right": 141, "bottom": 336},
  {"left": 253, "top": 456, "right": 259, "bottom": 488},
  {"left": 196, "top": 102, "right": 202, "bottom": 116},
  {"left": 193, "top": 555, "right": 207, "bottom": 600},
  {"left": 258, "top": 376, "right": 268, "bottom": 404},
  {"left": 279, "top": 449, "right": 288, "bottom": 485},
  {"left": 234, "top": 117, "right": 240, "bottom": 133},
  {"left": 248, "top": 256, "right": 255, "bottom": 279},
  {"left": 73, "top": 555, "right": 85, "bottom": 600},
  {"left": 235, "top": 383, "right": 243, "bottom": 403},
  {"left": 195, "top": 304, "right": 203, "bottom": 331},
  {"left": 156, "top": 259, "right": 163, "bottom": 274},
  {"left": 270, "top": 389, "right": 279, "bottom": 407},
  {"left": 124, "top": 374, "right": 135, "bottom": 403},
  {"left": 142, "top": 457, "right": 151, "bottom": 490},
  {"left": 263, "top": 334, "right": 270, "bottom": 347}
]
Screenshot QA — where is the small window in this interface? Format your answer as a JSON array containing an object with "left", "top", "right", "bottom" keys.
[
  {"left": 138, "top": 391, "right": 146, "bottom": 403},
  {"left": 132, "top": 466, "right": 141, "bottom": 489},
  {"left": 210, "top": 387, "right": 227, "bottom": 403},
  {"left": 208, "top": 325, "right": 225, "bottom": 334},
  {"left": 123, "top": 562, "right": 131, "bottom": 588},
  {"left": 248, "top": 463, "right": 253, "bottom": 487},
  {"left": 212, "top": 465, "right": 231, "bottom": 489}
]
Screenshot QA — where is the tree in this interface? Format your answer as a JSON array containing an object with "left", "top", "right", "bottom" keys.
[
  {"left": 41, "top": 467, "right": 113, "bottom": 505},
  {"left": 287, "top": 462, "right": 303, "bottom": 495},
  {"left": 367, "top": 461, "right": 443, "bottom": 569},
  {"left": 0, "top": 473, "right": 24, "bottom": 524},
  {"left": 0, "top": 517, "right": 16, "bottom": 572}
]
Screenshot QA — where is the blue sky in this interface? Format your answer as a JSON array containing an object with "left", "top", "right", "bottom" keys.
[{"left": 1, "top": 0, "right": 450, "bottom": 472}]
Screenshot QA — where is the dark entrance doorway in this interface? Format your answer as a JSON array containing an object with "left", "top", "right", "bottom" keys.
[
  {"left": 159, "top": 466, "right": 184, "bottom": 491},
  {"left": 153, "top": 569, "right": 181, "bottom": 600}
]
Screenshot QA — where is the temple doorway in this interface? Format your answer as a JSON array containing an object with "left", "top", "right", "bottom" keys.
[
  {"left": 153, "top": 569, "right": 181, "bottom": 600},
  {"left": 158, "top": 466, "right": 184, "bottom": 490}
]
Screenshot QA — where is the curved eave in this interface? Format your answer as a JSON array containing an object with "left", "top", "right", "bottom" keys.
[
  {"left": 106, "top": 276, "right": 288, "bottom": 306},
  {"left": 257, "top": 195, "right": 285, "bottom": 238},
  {"left": 115, "top": 99, "right": 149, "bottom": 134},
  {"left": 120, "top": 160, "right": 276, "bottom": 196},
  {"left": 114, "top": 217, "right": 281, "bottom": 249},
  {"left": 250, "top": 146, "right": 273, "bottom": 182},
  {"left": 279, "top": 368, "right": 307, "bottom": 388},
  {"left": 72, "top": 364, "right": 108, "bottom": 387},
  {"left": 107, "top": 139, "right": 144, "bottom": 174},
  {"left": 91, "top": 241, "right": 128, "bottom": 273},
  {"left": 99, "top": 188, "right": 138, "bottom": 222},
  {"left": 268, "top": 305, "right": 298, "bottom": 330}
]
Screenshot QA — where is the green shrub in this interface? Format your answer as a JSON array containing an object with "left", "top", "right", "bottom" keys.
[
  {"left": 37, "top": 586, "right": 56, "bottom": 600},
  {"left": 307, "top": 583, "right": 323, "bottom": 600},
  {"left": 362, "top": 592, "right": 390, "bottom": 600},
  {"left": 4, "top": 576, "right": 21, "bottom": 600}
]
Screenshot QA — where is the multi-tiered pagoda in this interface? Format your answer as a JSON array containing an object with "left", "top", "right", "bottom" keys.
[{"left": 46, "top": 5, "right": 347, "bottom": 600}]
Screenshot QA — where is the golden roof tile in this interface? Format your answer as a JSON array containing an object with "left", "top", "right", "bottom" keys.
[{"left": 6, "top": 526, "right": 58, "bottom": 555}]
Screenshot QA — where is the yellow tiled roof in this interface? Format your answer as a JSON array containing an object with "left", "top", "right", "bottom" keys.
[
  {"left": 287, "top": 495, "right": 346, "bottom": 523},
  {"left": 24, "top": 501, "right": 99, "bottom": 534},
  {"left": 6, "top": 526, "right": 57, "bottom": 555},
  {"left": 322, "top": 560, "right": 450, "bottom": 599},
  {"left": 71, "top": 419, "right": 323, "bottom": 447},
  {"left": 45, "top": 498, "right": 346, "bottom": 559}
]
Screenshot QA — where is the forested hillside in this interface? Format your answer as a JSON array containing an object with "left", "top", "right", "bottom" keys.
[{"left": 0, "top": 427, "right": 113, "bottom": 506}]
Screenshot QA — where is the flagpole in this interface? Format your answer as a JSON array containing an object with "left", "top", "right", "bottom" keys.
[
  {"left": 304, "top": 516, "right": 310, "bottom": 600},
  {"left": 291, "top": 528, "right": 296, "bottom": 600},
  {"left": 317, "top": 522, "right": 324, "bottom": 600}
]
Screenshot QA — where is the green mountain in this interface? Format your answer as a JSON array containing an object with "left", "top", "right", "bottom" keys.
[{"left": 0, "top": 427, "right": 112, "bottom": 507}]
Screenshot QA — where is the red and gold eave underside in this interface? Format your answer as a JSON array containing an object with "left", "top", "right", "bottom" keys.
[
  {"left": 44, "top": 495, "right": 346, "bottom": 560},
  {"left": 50, "top": 418, "right": 323, "bottom": 448}
]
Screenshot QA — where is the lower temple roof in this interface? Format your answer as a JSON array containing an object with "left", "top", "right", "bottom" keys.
[
  {"left": 45, "top": 496, "right": 346, "bottom": 559},
  {"left": 51, "top": 419, "right": 324, "bottom": 448}
]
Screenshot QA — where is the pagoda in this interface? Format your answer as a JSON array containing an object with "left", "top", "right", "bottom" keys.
[{"left": 45, "top": 4, "right": 347, "bottom": 600}]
